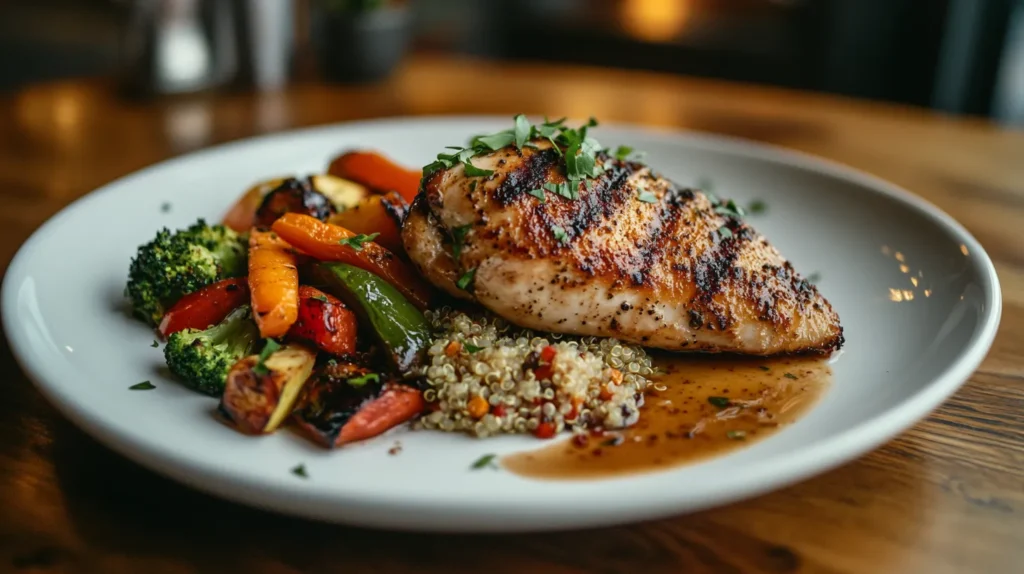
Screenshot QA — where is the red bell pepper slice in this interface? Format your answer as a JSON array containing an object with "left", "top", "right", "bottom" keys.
[{"left": 158, "top": 277, "right": 249, "bottom": 337}]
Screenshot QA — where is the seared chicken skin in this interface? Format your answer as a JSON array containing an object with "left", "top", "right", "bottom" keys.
[{"left": 402, "top": 140, "right": 843, "bottom": 355}]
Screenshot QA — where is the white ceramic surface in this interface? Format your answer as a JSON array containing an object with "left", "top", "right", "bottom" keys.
[{"left": 1, "top": 117, "right": 1001, "bottom": 532}]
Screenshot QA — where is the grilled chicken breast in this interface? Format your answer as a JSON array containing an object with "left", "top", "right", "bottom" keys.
[{"left": 403, "top": 139, "right": 843, "bottom": 355}]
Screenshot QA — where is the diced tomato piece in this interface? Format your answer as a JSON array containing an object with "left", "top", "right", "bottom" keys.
[
  {"left": 540, "top": 345, "right": 557, "bottom": 363},
  {"left": 158, "top": 277, "right": 249, "bottom": 337},
  {"left": 287, "top": 285, "right": 358, "bottom": 356},
  {"left": 534, "top": 421, "right": 557, "bottom": 439}
]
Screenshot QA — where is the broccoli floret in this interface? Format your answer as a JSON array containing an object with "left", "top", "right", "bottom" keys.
[
  {"left": 126, "top": 219, "right": 247, "bottom": 326},
  {"left": 164, "top": 305, "right": 259, "bottom": 395}
]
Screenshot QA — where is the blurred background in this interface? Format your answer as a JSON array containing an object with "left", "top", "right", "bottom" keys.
[{"left": 0, "top": 0, "right": 1022, "bottom": 124}]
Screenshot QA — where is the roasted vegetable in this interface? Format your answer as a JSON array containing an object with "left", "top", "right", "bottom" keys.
[
  {"left": 164, "top": 305, "right": 260, "bottom": 395},
  {"left": 310, "top": 174, "right": 369, "bottom": 211},
  {"left": 254, "top": 177, "right": 336, "bottom": 228},
  {"left": 293, "top": 363, "right": 424, "bottom": 448},
  {"left": 287, "top": 286, "right": 358, "bottom": 356},
  {"left": 312, "top": 262, "right": 431, "bottom": 371},
  {"left": 223, "top": 177, "right": 287, "bottom": 233},
  {"left": 126, "top": 220, "right": 247, "bottom": 326},
  {"left": 221, "top": 342, "right": 317, "bottom": 434},
  {"left": 248, "top": 229, "right": 299, "bottom": 338},
  {"left": 328, "top": 190, "right": 409, "bottom": 254},
  {"left": 271, "top": 213, "right": 433, "bottom": 309},
  {"left": 158, "top": 277, "right": 249, "bottom": 337},
  {"left": 327, "top": 150, "right": 421, "bottom": 202}
]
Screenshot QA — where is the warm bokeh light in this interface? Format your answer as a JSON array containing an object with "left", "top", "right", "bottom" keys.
[{"left": 620, "top": 0, "right": 691, "bottom": 42}]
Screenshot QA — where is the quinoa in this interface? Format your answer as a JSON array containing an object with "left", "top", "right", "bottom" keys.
[{"left": 414, "top": 308, "right": 654, "bottom": 438}]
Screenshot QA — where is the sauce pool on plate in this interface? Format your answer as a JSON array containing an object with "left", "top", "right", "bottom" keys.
[{"left": 503, "top": 355, "right": 831, "bottom": 479}]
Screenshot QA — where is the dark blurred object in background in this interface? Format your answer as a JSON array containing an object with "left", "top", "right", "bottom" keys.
[
  {"left": 0, "top": 0, "right": 1021, "bottom": 125},
  {"left": 310, "top": 0, "right": 411, "bottom": 83}
]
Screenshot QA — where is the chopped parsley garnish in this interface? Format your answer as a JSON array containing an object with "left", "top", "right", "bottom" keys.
[
  {"left": 758, "top": 365, "right": 771, "bottom": 372},
  {"left": 637, "top": 189, "right": 658, "bottom": 203},
  {"left": 471, "top": 453, "right": 498, "bottom": 470},
  {"left": 747, "top": 200, "right": 767, "bottom": 214},
  {"left": 469, "top": 180, "right": 477, "bottom": 192},
  {"left": 784, "top": 373, "right": 799, "bottom": 380},
  {"left": 614, "top": 145, "right": 634, "bottom": 160},
  {"left": 716, "top": 226, "right": 734, "bottom": 240},
  {"left": 544, "top": 181, "right": 577, "bottom": 200},
  {"left": 528, "top": 188, "right": 547, "bottom": 202},
  {"left": 456, "top": 268, "right": 476, "bottom": 291},
  {"left": 551, "top": 224, "right": 569, "bottom": 244},
  {"left": 806, "top": 272, "right": 821, "bottom": 284},
  {"left": 160, "top": 202, "right": 172, "bottom": 213},
  {"left": 311, "top": 293, "right": 329, "bottom": 303},
  {"left": 253, "top": 338, "right": 281, "bottom": 376},
  {"left": 424, "top": 114, "right": 611, "bottom": 200},
  {"left": 291, "top": 464, "right": 308, "bottom": 478},
  {"left": 348, "top": 373, "right": 380, "bottom": 387},
  {"left": 714, "top": 199, "right": 746, "bottom": 218},
  {"left": 708, "top": 396, "right": 731, "bottom": 409},
  {"left": 726, "top": 430, "right": 747, "bottom": 440},
  {"left": 462, "top": 160, "right": 494, "bottom": 178},
  {"left": 151, "top": 340, "right": 159, "bottom": 348},
  {"left": 451, "top": 225, "right": 473, "bottom": 260},
  {"left": 514, "top": 113, "right": 531, "bottom": 148},
  {"left": 464, "top": 343, "right": 484, "bottom": 354},
  {"left": 130, "top": 381, "right": 155, "bottom": 390},
  {"left": 338, "top": 232, "right": 379, "bottom": 251}
]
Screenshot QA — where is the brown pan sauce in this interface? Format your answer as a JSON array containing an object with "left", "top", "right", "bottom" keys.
[{"left": 503, "top": 354, "right": 831, "bottom": 479}]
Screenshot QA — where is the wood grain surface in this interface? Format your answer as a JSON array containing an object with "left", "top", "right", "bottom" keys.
[{"left": 1, "top": 55, "right": 1022, "bottom": 574}]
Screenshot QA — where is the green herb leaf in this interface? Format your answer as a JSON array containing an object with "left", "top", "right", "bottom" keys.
[
  {"left": 726, "top": 430, "right": 747, "bottom": 440},
  {"left": 514, "top": 114, "right": 531, "bottom": 148},
  {"left": 758, "top": 365, "right": 770, "bottom": 372},
  {"left": 338, "top": 232, "right": 380, "bottom": 251},
  {"left": 637, "top": 190, "right": 658, "bottom": 203},
  {"left": 614, "top": 145, "right": 634, "bottom": 160},
  {"left": 457, "top": 268, "right": 476, "bottom": 291},
  {"left": 714, "top": 199, "right": 746, "bottom": 218},
  {"left": 348, "top": 373, "right": 380, "bottom": 387},
  {"left": 130, "top": 381, "right": 155, "bottom": 390},
  {"left": 464, "top": 343, "right": 484, "bottom": 353},
  {"left": 451, "top": 225, "right": 472, "bottom": 259},
  {"left": 708, "top": 396, "right": 731, "bottom": 409},
  {"left": 253, "top": 338, "right": 282, "bottom": 376},
  {"left": 717, "top": 226, "right": 734, "bottom": 240},
  {"left": 784, "top": 373, "right": 799, "bottom": 380},
  {"left": 471, "top": 453, "right": 498, "bottom": 470},
  {"left": 151, "top": 340, "right": 159, "bottom": 348},
  {"left": 292, "top": 464, "right": 308, "bottom": 478},
  {"left": 806, "top": 272, "right": 821, "bottom": 284},
  {"left": 311, "top": 293, "right": 329, "bottom": 303},
  {"left": 528, "top": 188, "right": 546, "bottom": 202},
  {"left": 551, "top": 225, "right": 569, "bottom": 244},
  {"left": 747, "top": 200, "right": 767, "bottom": 214},
  {"left": 469, "top": 180, "right": 477, "bottom": 192},
  {"left": 463, "top": 160, "right": 494, "bottom": 177},
  {"left": 473, "top": 131, "right": 515, "bottom": 151}
]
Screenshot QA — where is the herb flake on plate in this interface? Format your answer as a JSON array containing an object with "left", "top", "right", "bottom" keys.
[
  {"left": 338, "top": 233, "right": 379, "bottom": 251},
  {"left": 471, "top": 453, "right": 498, "bottom": 470},
  {"left": 129, "top": 381, "right": 155, "bottom": 390}
]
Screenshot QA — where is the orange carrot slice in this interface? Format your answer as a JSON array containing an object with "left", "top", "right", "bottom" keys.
[
  {"left": 248, "top": 229, "right": 299, "bottom": 338},
  {"left": 327, "top": 150, "right": 422, "bottom": 203},
  {"left": 271, "top": 213, "right": 433, "bottom": 310}
]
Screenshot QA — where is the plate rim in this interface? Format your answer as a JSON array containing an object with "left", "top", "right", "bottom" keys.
[{"left": 1, "top": 115, "right": 1002, "bottom": 531}]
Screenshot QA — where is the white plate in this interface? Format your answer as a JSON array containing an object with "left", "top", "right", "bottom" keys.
[{"left": 1, "top": 117, "right": 1000, "bottom": 532}]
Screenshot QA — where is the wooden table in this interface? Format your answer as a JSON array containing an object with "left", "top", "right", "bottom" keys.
[{"left": 1, "top": 55, "right": 1022, "bottom": 574}]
